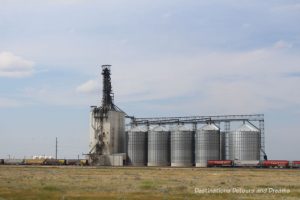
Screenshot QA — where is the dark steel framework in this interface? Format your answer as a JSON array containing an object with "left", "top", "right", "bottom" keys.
[
  {"left": 88, "top": 65, "right": 125, "bottom": 158},
  {"left": 101, "top": 65, "right": 114, "bottom": 111},
  {"left": 91, "top": 65, "right": 124, "bottom": 115},
  {"left": 127, "top": 114, "right": 265, "bottom": 160}
]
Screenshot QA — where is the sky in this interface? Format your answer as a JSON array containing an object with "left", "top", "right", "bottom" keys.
[{"left": 0, "top": 0, "right": 299, "bottom": 159}]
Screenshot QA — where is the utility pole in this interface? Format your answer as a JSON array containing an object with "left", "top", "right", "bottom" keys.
[{"left": 55, "top": 137, "right": 58, "bottom": 159}]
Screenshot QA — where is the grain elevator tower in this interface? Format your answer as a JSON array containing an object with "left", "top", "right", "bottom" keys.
[{"left": 89, "top": 65, "right": 125, "bottom": 165}]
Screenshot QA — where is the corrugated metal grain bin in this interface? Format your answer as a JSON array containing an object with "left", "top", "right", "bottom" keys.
[
  {"left": 148, "top": 126, "right": 170, "bottom": 166},
  {"left": 228, "top": 123, "right": 260, "bottom": 161},
  {"left": 171, "top": 125, "right": 194, "bottom": 167},
  {"left": 126, "top": 126, "right": 148, "bottom": 166},
  {"left": 195, "top": 124, "right": 220, "bottom": 167},
  {"left": 220, "top": 131, "right": 227, "bottom": 160}
]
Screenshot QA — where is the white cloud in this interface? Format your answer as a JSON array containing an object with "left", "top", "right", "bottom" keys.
[
  {"left": 105, "top": 42, "right": 300, "bottom": 115},
  {"left": 17, "top": 39, "right": 293, "bottom": 113},
  {"left": 272, "top": 3, "right": 300, "bottom": 12},
  {"left": 0, "top": 52, "right": 35, "bottom": 78},
  {"left": 22, "top": 87, "right": 96, "bottom": 106},
  {"left": 49, "top": 0, "right": 91, "bottom": 5},
  {"left": 76, "top": 80, "right": 100, "bottom": 94},
  {"left": 273, "top": 40, "right": 293, "bottom": 49},
  {"left": 0, "top": 98, "right": 21, "bottom": 108}
]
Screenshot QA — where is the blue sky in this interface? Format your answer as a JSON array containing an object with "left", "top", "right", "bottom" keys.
[{"left": 0, "top": 0, "right": 299, "bottom": 159}]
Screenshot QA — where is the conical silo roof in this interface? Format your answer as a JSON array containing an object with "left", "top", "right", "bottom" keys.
[
  {"left": 199, "top": 123, "right": 219, "bottom": 131},
  {"left": 151, "top": 125, "right": 168, "bottom": 132},
  {"left": 130, "top": 126, "right": 148, "bottom": 132},
  {"left": 174, "top": 125, "right": 191, "bottom": 131},
  {"left": 236, "top": 123, "right": 259, "bottom": 132}
]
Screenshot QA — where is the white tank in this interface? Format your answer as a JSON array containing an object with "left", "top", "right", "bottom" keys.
[
  {"left": 228, "top": 123, "right": 260, "bottom": 160},
  {"left": 171, "top": 125, "right": 194, "bottom": 167},
  {"left": 147, "top": 126, "right": 170, "bottom": 166},
  {"left": 126, "top": 126, "right": 148, "bottom": 166},
  {"left": 195, "top": 124, "right": 220, "bottom": 167}
]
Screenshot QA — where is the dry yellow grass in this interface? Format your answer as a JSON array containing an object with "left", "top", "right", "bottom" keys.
[{"left": 0, "top": 166, "right": 299, "bottom": 200}]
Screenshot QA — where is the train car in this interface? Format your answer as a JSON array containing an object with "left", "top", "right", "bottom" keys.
[
  {"left": 44, "top": 159, "right": 63, "bottom": 165},
  {"left": 4, "top": 159, "right": 24, "bottom": 165},
  {"left": 262, "top": 160, "right": 289, "bottom": 168},
  {"left": 58, "top": 159, "right": 66, "bottom": 165},
  {"left": 66, "top": 159, "right": 80, "bottom": 165},
  {"left": 80, "top": 159, "right": 89, "bottom": 166},
  {"left": 0, "top": 159, "right": 4, "bottom": 165},
  {"left": 207, "top": 160, "right": 233, "bottom": 167},
  {"left": 24, "top": 159, "right": 46, "bottom": 165},
  {"left": 233, "top": 160, "right": 260, "bottom": 167},
  {"left": 291, "top": 161, "right": 300, "bottom": 168}
]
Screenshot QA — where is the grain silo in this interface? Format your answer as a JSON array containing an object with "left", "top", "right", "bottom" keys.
[
  {"left": 88, "top": 65, "right": 126, "bottom": 165},
  {"left": 195, "top": 123, "right": 220, "bottom": 167},
  {"left": 220, "top": 131, "right": 227, "bottom": 160},
  {"left": 89, "top": 109, "right": 125, "bottom": 156},
  {"left": 171, "top": 125, "right": 194, "bottom": 167},
  {"left": 147, "top": 126, "right": 170, "bottom": 166},
  {"left": 126, "top": 126, "right": 148, "bottom": 166},
  {"left": 228, "top": 123, "right": 260, "bottom": 160}
]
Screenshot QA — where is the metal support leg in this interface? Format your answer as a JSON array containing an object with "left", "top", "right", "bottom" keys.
[
  {"left": 259, "top": 120, "right": 265, "bottom": 161},
  {"left": 192, "top": 123, "right": 197, "bottom": 131},
  {"left": 224, "top": 121, "right": 230, "bottom": 160}
]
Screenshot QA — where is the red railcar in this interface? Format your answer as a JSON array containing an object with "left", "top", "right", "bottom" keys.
[
  {"left": 291, "top": 161, "right": 300, "bottom": 168},
  {"left": 207, "top": 160, "right": 233, "bottom": 167},
  {"left": 262, "top": 160, "right": 289, "bottom": 168}
]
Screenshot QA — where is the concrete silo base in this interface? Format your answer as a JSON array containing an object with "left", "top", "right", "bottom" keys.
[
  {"left": 89, "top": 154, "right": 125, "bottom": 166},
  {"left": 127, "top": 163, "right": 146, "bottom": 167},
  {"left": 195, "top": 163, "right": 207, "bottom": 167},
  {"left": 147, "top": 162, "right": 170, "bottom": 167},
  {"left": 171, "top": 163, "right": 193, "bottom": 167}
]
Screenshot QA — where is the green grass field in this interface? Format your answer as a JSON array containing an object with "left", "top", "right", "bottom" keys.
[{"left": 0, "top": 166, "right": 299, "bottom": 200}]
